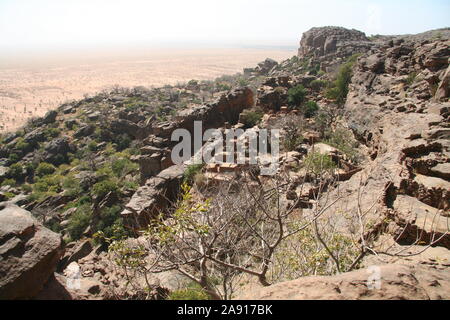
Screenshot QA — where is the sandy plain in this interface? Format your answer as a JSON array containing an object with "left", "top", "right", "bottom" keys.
[{"left": 0, "top": 47, "right": 294, "bottom": 133}]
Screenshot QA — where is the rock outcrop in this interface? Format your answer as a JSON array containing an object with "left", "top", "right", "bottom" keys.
[
  {"left": 318, "top": 31, "right": 450, "bottom": 262},
  {"left": 298, "top": 26, "right": 375, "bottom": 71},
  {"left": 0, "top": 203, "right": 63, "bottom": 299},
  {"left": 238, "top": 264, "right": 450, "bottom": 300},
  {"left": 137, "top": 87, "right": 254, "bottom": 183},
  {"left": 122, "top": 165, "right": 185, "bottom": 229}
]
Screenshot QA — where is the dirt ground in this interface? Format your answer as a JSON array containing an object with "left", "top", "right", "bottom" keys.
[{"left": 0, "top": 47, "right": 294, "bottom": 133}]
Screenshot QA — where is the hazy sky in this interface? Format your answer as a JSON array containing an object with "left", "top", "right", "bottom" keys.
[{"left": 0, "top": 0, "right": 448, "bottom": 50}]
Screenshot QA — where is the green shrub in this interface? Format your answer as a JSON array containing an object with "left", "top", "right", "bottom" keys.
[
  {"left": 303, "top": 101, "right": 319, "bottom": 118},
  {"left": 88, "top": 141, "right": 98, "bottom": 152},
  {"left": 21, "top": 184, "right": 33, "bottom": 193},
  {"left": 325, "top": 63, "right": 353, "bottom": 105},
  {"left": 188, "top": 79, "right": 198, "bottom": 86},
  {"left": 67, "top": 204, "right": 92, "bottom": 241},
  {"left": 216, "top": 83, "right": 232, "bottom": 91},
  {"left": 15, "top": 138, "right": 31, "bottom": 152},
  {"left": 1, "top": 178, "right": 16, "bottom": 187},
  {"left": 7, "top": 163, "right": 24, "bottom": 179},
  {"left": 91, "top": 180, "right": 118, "bottom": 199},
  {"left": 406, "top": 72, "right": 417, "bottom": 86},
  {"left": 62, "top": 176, "right": 82, "bottom": 197},
  {"left": 114, "top": 134, "right": 132, "bottom": 151},
  {"left": 33, "top": 175, "right": 63, "bottom": 193},
  {"left": 304, "top": 152, "right": 336, "bottom": 175},
  {"left": 3, "top": 192, "right": 15, "bottom": 200},
  {"left": 44, "top": 128, "right": 61, "bottom": 139},
  {"left": 112, "top": 158, "right": 136, "bottom": 178},
  {"left": 121, "top": 180, "right": 139, "bottom": 191},
  {"left": 95, "top": 205, "right": 127, "bottom": 242},
  {"left": 240, "top": 109, "right": 263, "bottom": 128},
  {"left": 287, "top": 85, "right": 307, "bottom": 107},
  {"left": 8, "top": 153, "right": 19, "bottom": 164},
  {"left": 167, "top": 282, "right": 210, "bottom": 300},
  {"left": 325, "top": 54, "right": 360, "bottom": 105},
  {"left": 36, "top": 162, "right": 56, "bottom": 177},
  {"left": 183, "top": 164, "right": 204, "bottom": 184},
  {"left": 324, "top": 128, "right": 360, "bottom": 163},
  {"left": 309, "top": 79, "right": 328, "bottom": 91},
  {"left": 24, "top": 162, "right": 35, "bottom": 176}
]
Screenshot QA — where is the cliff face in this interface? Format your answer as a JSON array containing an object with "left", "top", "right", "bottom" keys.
[
  {"left": 239, "top": 27, "right": 450, "bottom": 300},
  {"left": 298, "top": 26, "right": 375, "bottom": 72}
]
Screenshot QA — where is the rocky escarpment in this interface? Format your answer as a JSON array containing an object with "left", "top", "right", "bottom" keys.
[
  {"left": 122, "top": 87, "right": 255, "bottom": 227},
  {"left": 239, "top": 27, "right": 450, "bottom": 300},
  {"left": 0, "top": 203, "right": 63, "bottom": 299},
  {"left": 137, "top": 87, "right": 254, "bottom": 181},
  {"left": 344, "top": 35, "right": 449, "bottom": 206},
  {"left": 298, "top": 26, "right": 376, "bottom": 72}
]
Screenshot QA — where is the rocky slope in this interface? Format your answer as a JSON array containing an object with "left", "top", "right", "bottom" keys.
[
  {"left": 238, "top": 28, "right": 450, "bottom": 299},
  {"left": 0, "top": 26, "right": 449, "bottom": 300}
]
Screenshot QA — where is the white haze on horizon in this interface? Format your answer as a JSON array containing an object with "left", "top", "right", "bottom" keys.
[{"left": 0, "top": 0, "right": 449, "bottom": 53}]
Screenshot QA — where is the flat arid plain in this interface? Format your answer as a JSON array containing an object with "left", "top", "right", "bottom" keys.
[{"left": 0, "top": 47, "right": 294, "bottom": 133}]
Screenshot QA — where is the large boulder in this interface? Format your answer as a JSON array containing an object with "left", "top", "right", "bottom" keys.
[
  {"left": 255, "top": 58, "right": 279, "bottom": 75},
  {"left": 42, "top": 110, "right": 58, "bottom": 124},
  {"left": 110, "top": 119, "right": 146, "bottom": 139},
  {"left": 0, "top": 203, "right": 63, "bottom": 299},
  {"left": 238, "top": 264, "right": 450, "bottom": 300},
  {"left": 42, "top": 137, "right": 73, "bottom": 165},
  {"left": 299, "top": 26, "right": 373, "bottom": 58},
  {"left": 74, "top": 124, "right": 95, "bottom": 138},
  {"left": 122, "top": 165, "right": 184, "bottom": 229},
  {"left": 298, "top": 26, "right": 375, "bottom": 72},
  {"left": 257, "top": 86, "right": 287, "bottom": 112}
]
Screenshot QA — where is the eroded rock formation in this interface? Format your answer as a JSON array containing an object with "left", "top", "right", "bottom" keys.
[{"left": 0, "top": 204, "right": 63, "bottom": 299}]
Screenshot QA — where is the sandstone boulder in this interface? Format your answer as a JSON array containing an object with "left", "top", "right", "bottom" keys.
[
  {"left": 122, "top": 165, "right": 185, "bottom": 229},
  {"left": 0, "top": 203, "right": 63, "bottom": 299},
  {"left": 238, "top": 264, "right": 450, "bottom": 300}
]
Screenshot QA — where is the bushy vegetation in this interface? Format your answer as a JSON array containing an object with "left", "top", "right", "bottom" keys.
[
  {"left": 113, "top": 134, "right": 132, "bottom": 151},
  {"left": 94, "top": 205, "right": 128, "bottom": 243},
  {"left": 183, "top": 164, "right": 205, "bottom": 184},
  {"left": 303, "top": 101, "right": 319, "bottom": 118},
  {"left": 325, "top": 54, "right": 360, "bottom": 105},
  {"left": 1, "top": 178, "right": 16, "bottom": 187},
  {"left": 7, "top": 163, "right": 24, "bottom": 180},
  {"left": 112, "top": 158, "right": 136, "bottom": 178},
  {"left": 287, "top": 84, "right": 307, "bottom": 107},
  {"left": 167, "top": 282, "right": 210, "bottom": 300},
  {"left": 14, "top": 138, "right": 31, "bottom": 153},
  {"left": 91, "top": 180, "right": 118, "bottom": 199},
  {"left": 324, "top": 128, "right": 360, "bottom": 163},
  {"left": 239, "top": 109, "right": 263, "bottom": 128},
  {"left": 35, "top": 162, "right": 56, "bottom": 177},
  {"left": 406, "top": 72, "right": 417, "bottom": 86},
  {"left": 309, "top": 79, "right": 328, "bottom": 91},
  {"left": 303, "top": 152, "right": 336, "bottom": 175},
  {"left": 67, "top": 204, "right": 92, "bottom": 241}
]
